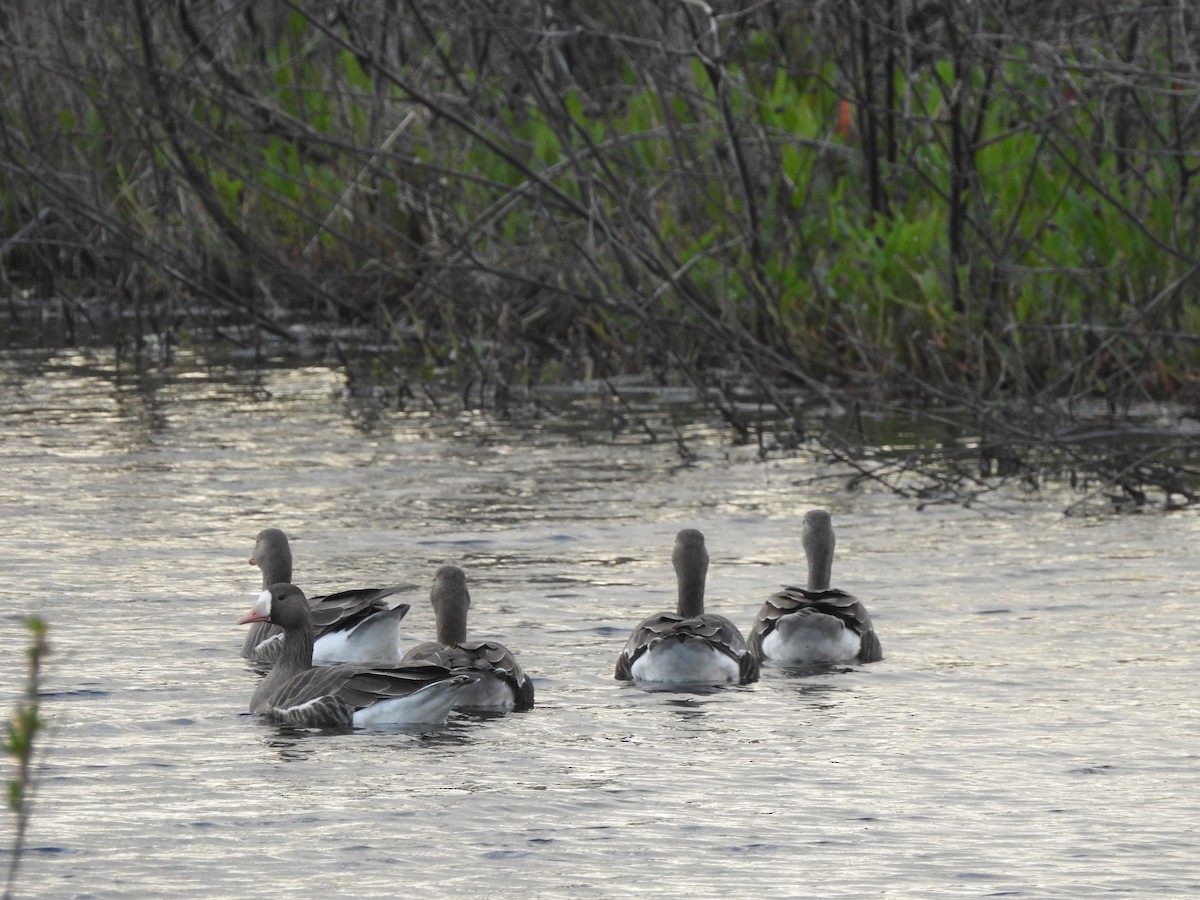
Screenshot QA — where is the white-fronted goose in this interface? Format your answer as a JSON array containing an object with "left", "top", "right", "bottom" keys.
[
  {"left": 238, "top": 583, "right": 476, "bottom": 728},
  {"left": 748, "top": 510, "right": 883, "bottom": 665},
  {"left": 615, "top": 529, "right": 759, "bottom": 685},
  {"left": 242, "top": 527, "right": 415, "bottom": 667},
  {"left": 402, "top": 565, "right": 534, "bottom": 713}
]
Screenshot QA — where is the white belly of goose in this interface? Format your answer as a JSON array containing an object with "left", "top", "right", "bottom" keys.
[
  {"left": 350, "top": 678, "right": 469, "bottom": 727},
  {"left": 311, "top": 616, "right": 402, "bottom": 665},
  {"left": 762, "top": 611, "right": 862, "bottom": 664},
  {"left": 630, "top": 639, "right": 740, "bottom": 684}
]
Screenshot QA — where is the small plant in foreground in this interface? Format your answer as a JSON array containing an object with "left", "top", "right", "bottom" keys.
[{"left": 4, "top": 618, "right": 49, "bottom": 900}]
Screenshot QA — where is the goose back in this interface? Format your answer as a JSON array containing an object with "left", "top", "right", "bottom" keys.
[{"left": 614, "top": 529, "right": 759, "bottom": 685}]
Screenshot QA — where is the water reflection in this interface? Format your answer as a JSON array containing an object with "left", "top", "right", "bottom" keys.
[
  {"left": 773, "top": 676, "right": 850, "bottom": 708},
  {"left": 629, "top": 684, "right": 726, "bottom": 699},
  {"left": 262, "top": 731, "right": 326, "bottom": 762},
  {"left": 260, "top": 718, "right": 476, "bottom": 761},
  {"left": 771, "top": 663, "right": 857, "bottom": 678}
]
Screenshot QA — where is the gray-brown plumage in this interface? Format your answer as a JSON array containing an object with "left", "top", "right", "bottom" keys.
[
  {"left": 747, "top": 510, "right": 882, "bottom": 665},
  {"left": 238, "top": 583, "right": 475, "bottom": 728},
  {"left": 242, "top": 527, "right": 416, "bottom": 667},
  {"left": 615, "top": 529, "right": 759, "bottom": 685},
  {"left": 402, "top": 565, "right": 534, "bottom": 712}
]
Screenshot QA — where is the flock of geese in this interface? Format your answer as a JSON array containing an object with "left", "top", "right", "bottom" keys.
[{"left": 236, "top": 510, "right": 882, "bottom": 729}]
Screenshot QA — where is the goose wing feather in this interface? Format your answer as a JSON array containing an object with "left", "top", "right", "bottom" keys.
[
  {"left": 616, "top": 612, "right": 757, "bottom": 682},
  {"left": 404, "top": 640, "right": 535, "bottom": 711},
  {"left": 265, "top": 660, "right": 461, "bottom": 722},
  {"left": 749, "top": 587, "right": 882, "bottom": 662},
  {"left": 309, "top": 585, "right": 415, "bottom": 634}
]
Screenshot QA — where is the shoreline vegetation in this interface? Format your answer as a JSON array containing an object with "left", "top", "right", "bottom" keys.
[{"left": 2, "top": 2, "right": 1199, "bottom": 508}]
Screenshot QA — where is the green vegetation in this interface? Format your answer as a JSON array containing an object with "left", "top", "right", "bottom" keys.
[
  {"left": 4, "top": 618, "right": 48, "bottom": 900},
  {"left": 1, "top": 2, "right": 1199, "bottom": 491}
]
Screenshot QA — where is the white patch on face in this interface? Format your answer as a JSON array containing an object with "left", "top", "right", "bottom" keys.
[{"left": 256, "top": 589, "right": 273, "bottom": 619}]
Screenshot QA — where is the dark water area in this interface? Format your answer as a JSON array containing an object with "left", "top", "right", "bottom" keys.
[{"left": 0, "top": 348, "right": 1197, "bottom": 897}]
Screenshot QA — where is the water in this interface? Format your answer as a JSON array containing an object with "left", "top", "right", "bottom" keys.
[{"left": 1, "top": 348, "right": 1197, "bottom": 897}]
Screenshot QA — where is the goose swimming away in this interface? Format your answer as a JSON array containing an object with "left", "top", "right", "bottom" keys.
[
  {"left": 615, "top": 529, "right": 759, "bottom": 685},
  {"left": 748, "top": 510, "right": 883, "bottom": 665},
  {"left": 237, "top": 583, "right": 477, "bottom": 728},
  {"left": 402, "top": 565, "right": 534, "bottom": 713},
  {"left": 242, "top": 527, "right": 415, "bottom": 667}
]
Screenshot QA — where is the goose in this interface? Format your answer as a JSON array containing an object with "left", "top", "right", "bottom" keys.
[
  {"left": 237, "top": 583, "right": 477, "bottom": 728},
  {"left": 242, "top": 527, "right": 415, "bottom": 667},
  {"left": 615, "top": 529, "right": 759, "bottom": 685},
  {"left": 402, "top": 565, "right": 534, "bottom": 712},
  {"left": 748, "top": 509, "right": 883, "bottom": 665}
]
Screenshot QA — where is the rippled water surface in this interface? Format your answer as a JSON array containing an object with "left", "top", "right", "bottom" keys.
[{"left": 1, "top": 349, "right": 1197, "bottom": 897}]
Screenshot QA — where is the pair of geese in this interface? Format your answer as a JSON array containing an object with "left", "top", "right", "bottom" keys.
[
  {"left": 238, "top": 528, "right": 534, "bottom": 729},
  {"left": 238, "top": 511, "right": 881, "bottom": 729}
]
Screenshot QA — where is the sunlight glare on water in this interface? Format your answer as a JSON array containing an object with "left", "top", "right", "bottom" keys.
[{"left": 0, "top": 349, "right": 1197, "bottom": 897}]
